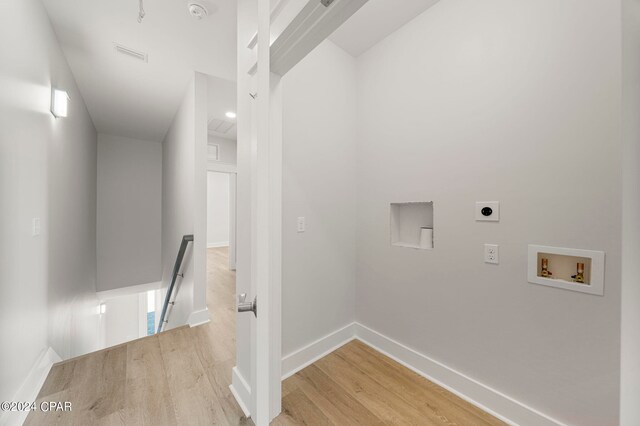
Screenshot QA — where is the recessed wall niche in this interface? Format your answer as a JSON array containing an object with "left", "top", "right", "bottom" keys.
[
  {"left": 527, "top": 245, "right": 605, "bottom": 296},
  {"left": 390, "top": 202, "right": 433, "bottom": 250}
]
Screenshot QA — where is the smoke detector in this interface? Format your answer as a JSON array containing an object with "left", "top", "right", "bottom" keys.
[{"left": 188, "top": 2, "right": 209, "bottom": 19}]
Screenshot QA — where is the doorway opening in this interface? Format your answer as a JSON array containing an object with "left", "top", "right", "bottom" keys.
[{"left": 207, "top": 171, "right": 237, "bottom": 271}]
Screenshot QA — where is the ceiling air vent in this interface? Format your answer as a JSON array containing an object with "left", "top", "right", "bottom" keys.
[
  {"left": 114, "top": 43, "right": 148, "bottom": 62},
  {"left": 208, "top": 118, "right": 235, "bottom": 134}
]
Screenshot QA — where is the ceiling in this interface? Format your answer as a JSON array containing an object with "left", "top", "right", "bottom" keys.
[
  {"left": 207, "top": 75, "right": 237, "bottom": 140},
  {"left": 40, "top": 0, "right": 438, "bottom": 142},
  {"left": 329, "top": 0, "right": 441, "bottom": 57},
  {"left": 41, "top": 0, "right": 237, "bottom": 142}
]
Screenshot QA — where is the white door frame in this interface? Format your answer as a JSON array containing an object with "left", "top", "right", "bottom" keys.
[
  {"left": 252, "top": 0, "right": 282, "bottom": 423},
  {"left": 239, "top": 1, "right": 366, "bottom": 424}
]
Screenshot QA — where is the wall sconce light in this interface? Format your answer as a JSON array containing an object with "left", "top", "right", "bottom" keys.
[
  {"left": 50, "top": 88, "right": 69, "bottom": 118},
  {"left": 98, "top": 303, "right": 107, "bottom": 315}
]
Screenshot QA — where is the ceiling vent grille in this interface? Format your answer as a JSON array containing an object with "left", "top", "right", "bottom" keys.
[
  {"left": 208, "top": 118, "right": 235, "bottom": 134},
  {"left": 114, "top": 43, "right": 148, "bottom": 62}
]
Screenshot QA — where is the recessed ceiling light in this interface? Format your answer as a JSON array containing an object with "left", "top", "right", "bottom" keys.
[{"left": 225, "top": 111, "right": 237, "bottom": 119}]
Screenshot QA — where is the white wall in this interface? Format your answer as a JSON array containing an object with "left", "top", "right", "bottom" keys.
[
  {"left": 281, "top": 41, "right": 358, "bottom": 357},
  {"left": 208, "top": 135, "right": 237, "bottom": 165},
  {"left": 0, "top": 0, "right": 99, "bottom": 410},
  {"left": 207, "top": 172, "right": 231, "bottom": 247},
  {"left": 161, "top": 73, "right": 208, "bottom": 329},
  {"left": 103, "top": 294, "right": 142, "bottom": 347},
  {"left": 97, "top": 134, "right": 162, "bottom": 291},
  {"left": 355, "top": 1, "right": 621, "bottom": 424},
  {"left": 621, "top": 0, "right": 640, "bottom": 423}
]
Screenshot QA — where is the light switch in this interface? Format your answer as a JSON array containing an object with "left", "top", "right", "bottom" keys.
[{"left": 297, "top": 217, "right": 305, "bottom": 233}]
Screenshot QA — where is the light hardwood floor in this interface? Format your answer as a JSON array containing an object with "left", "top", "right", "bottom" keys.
[
  {"left": 27, "top": 247, "right": 505, "bottom": 425},
  {"left": 25, "top": 247, "right": 249, "bottom": 426}
]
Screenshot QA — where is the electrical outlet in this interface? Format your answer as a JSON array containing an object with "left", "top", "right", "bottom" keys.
[
  {"left": 32, "top": 218, "right": 41, "bottom": 236},
  {"left": 484, "top": 244, "right": 499, "bottom": 264},
  {"left": 297, "top": 217, "right": 306, "bottom": 233}
]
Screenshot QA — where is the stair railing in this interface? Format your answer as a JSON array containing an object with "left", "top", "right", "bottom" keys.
[{"left": 157, "top": 234, "right": 194, "bottom": 333}]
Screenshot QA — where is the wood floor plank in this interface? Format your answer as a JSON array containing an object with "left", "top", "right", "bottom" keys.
[
  {"left": 282, "top": 374, "right": 301, "bottom": 399},
  {"left": 192, "top": 317, "right": 234, "bottom": 367},
  {"left": 91, "top": 345, "right": 127, "bottom": 420},
  {"left": 24, "top": 389, "right": 72, "bottom": 426},
  {"left": 124, "top": 334, "right": 178, "bottom": 425},
  {"left": 313, "top": 352, "right": 437, "bottom": 425},
  {"left": 280, "top": 388, "right": 333, "bottom": 426},
  {"left": 158, "top": 326, "right": 228, "bottom": 425},
  {"left": 336, "top": 341, "right": 505, "bottom": 426},
  {"left": 62, "top": 346, "right": 109, "bottom": 424},
  {"left": 201, "top": 359, "right": 252, "bottom": 425},
  {"left": 348, "top": 341, "right": 505, "bottom": 425},
  {"left": 271, "top": 411, "right": 301, "bottom": 426},
  {"left": 36, "top": 359, "right": 76, "bottom": 399},
  {"left": 290, "top": 365, "right": 383, "bottom": 426},
  {"left": 95, "top": 409, "right": 126, "bottom": 426}
]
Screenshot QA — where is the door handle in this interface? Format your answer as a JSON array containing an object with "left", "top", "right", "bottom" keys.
[{"left": 238, "top": 293, "right": 257, "bottom": 317}]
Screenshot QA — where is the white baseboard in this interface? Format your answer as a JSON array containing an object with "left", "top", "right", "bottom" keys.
[
  {"left": 230, "top": 367, "right": 252, "bottom": 418},
  {"left": 281, "top": 323, "right": 356, "bottom": 380},
  {"left": 354, "top": 322, "right": 565, "bottom": 426},
  {"left": 231, "top": 322, "right": 564, "bottom": 425},
  {"left": 0, "top": 347, "right": 62, "bottom": 426},
  {"left": 188, "top": 308, "right": 210, "bottom": 327},
  {"left": 207, "top": 242, "right": 229, "bottom": 248},
  {"left": 229, "top": 323, "right": 356, "bottom": 419}
]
